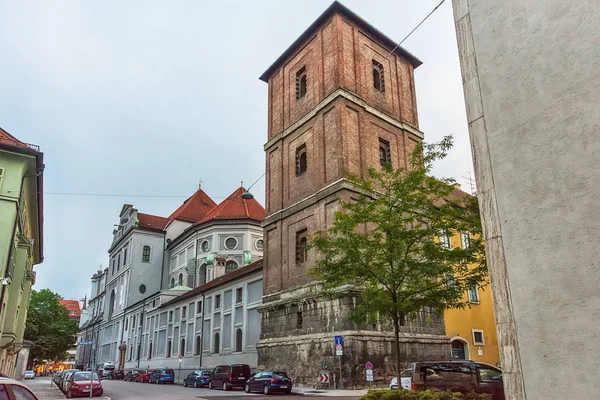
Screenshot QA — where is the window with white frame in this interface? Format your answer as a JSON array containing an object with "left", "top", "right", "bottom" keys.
[
  {"left": 142, "top": 246, "right": 151, "bottom": 262},
  {"left": 472, "top": 329, "right": 485, "bottom": 345},
  {"left": 439, "top": 230, "right": 451, "bottom": 249},
  {"left": 225, "top": 237, "right": 238, "bottom": 250},
  {"left": 461, "top": 231, "right": 471, "bottom": 248},
  {"left": 468, "top": 284, "right": 479, "bottom": 303}
]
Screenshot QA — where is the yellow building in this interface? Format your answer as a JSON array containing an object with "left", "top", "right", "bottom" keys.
[
  {"left": 0, "top": 127, "right": 44, "bottom": 378},
  {"left": 442, "top": 230, "right": 500, "bottom": 367}
]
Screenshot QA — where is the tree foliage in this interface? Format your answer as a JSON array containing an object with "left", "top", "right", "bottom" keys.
[
  {"left": 24, "top": 289, "right": 79, "bottom": 364},
  {"left": 309, "top": 136, "right": 487, "bottom": 375}
]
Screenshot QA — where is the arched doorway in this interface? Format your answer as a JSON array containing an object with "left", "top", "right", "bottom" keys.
[{"left": 451, "top": 339, "right": 469, "bottom": 360}]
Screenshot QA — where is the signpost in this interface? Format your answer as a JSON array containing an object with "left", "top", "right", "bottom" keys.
[
  {"left": 178, "top": 355, "right": 183, "bottom": 383},
  {"left": 334, "top": 336, "right": 343, "bottom": 389},
  {"left": 365, "top": 361, "right": 373, "bottom": 386},
  {"left": 318, "top": 373, "right": 330, "bottom": 384}
]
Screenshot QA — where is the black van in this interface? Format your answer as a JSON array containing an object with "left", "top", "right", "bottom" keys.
[
  {"left": 411, "top": 361, "right": 504, "bottom": 399},
  {"left": 208, "top": 364, "right": 252, "bottom": 391}
]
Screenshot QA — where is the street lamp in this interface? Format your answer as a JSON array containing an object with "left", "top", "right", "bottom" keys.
[{"left": 241, "top": 173, "right": 266, "bottom": 200}]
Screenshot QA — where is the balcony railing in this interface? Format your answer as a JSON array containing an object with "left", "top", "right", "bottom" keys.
[{"left": 0, "top": 137, "right": 40, "bottom": 151}]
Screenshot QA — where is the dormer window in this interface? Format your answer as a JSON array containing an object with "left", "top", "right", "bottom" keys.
[
  {"left": 296, "top": 66, "right": 307, "bottom": 100},
  {"left": 372, "top": 60, "right": 385, "bottom": 93}
]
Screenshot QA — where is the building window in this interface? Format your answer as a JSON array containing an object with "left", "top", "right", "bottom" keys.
[
  {"left": 461, "top": 231, "right": 471, "bottom": 248},
  {"left": 372, "top": 59, "right": 385, "bottom": 92},
  {"left": 379, "top": 139, "right": 391, "bottom": 166},
  {"left": 225, "top": 237, "right": 238, "bottom": 250},
  {"left": 214, "top": 295, "right": 221, "bottom": 310},
  {"left": 235, "top": 329, "right": 243, "bottom": 352},
  {"left": 439, "top": 230, "right": 451, "bottom": 249},
  {"left": 296, "top": 229, "right": 308, "bottom": 264},
  {"left": 180, "top": 339, "right": 185, "bottom": 356},
  {"left": 168, "top": 311, "right": 173, "bottom": 322},
  {"left": 0, "top": 168, "right": 4, "bottom": 188},
  {"left": 213, "top": 332, "right": 220, "bottom": 354},
  {"left": 255, "top": 239, "right": 264, "bottom": 251},
  {"left": 142, "top": 246, "right": 151, "bottom": 262},
  {"left": 178, "top": 273, "right": 183, "bottom": 287},
  {"left": 139, "top": 284, "right": 146, "bottom": 294},
  {"left": 111, "top": 258, "right": 115, "bottom": 275},
  {"left": 70, "top": 311, "right": 76, "bottom": 316},
  {"left": 468, "top": 285, "right": 479, "bottom": 303},
  {"left": 296, "top": 66, "right": 307, "bottom": 100},
  {"left": 297, "top": 311, "right": 303, "bottom": 330},
  {"left": 124, "top": 318, "right": 128, "bottom": 330},
  {"left": 182, "top": 306, "right": 187, "bottom": 320},
  {"left": 235, "top": 288, "right": 243, "bottom": 304},
  {"left": 295, "top": 144, "right": 307, "bottom": 175},
  {"left": 195, "top": 335, "right": 201, "bottom": 355},
  {"left": 148, "top": 342, "right": 153, "bottom": 359},
  {"left": 170, "top": 278, "right": 175, "bottom": 289},
  {"left": 117, "top": 254, "right": 121, "bottom": 271},
  {"left": 445, "top": 274, "right": 456, "bottom": 289},
  {"left": 472, "top": 330, "right": 485, "bottom": 345},
  {"left": 109, "top": 290, "right": 116, "bottom": 319},
  {"left": 124, "top": 247, "right": 128, "bottom": 265},
  {"left": 200, "top": 240, "right": 210, "bottom": 253},
  {"left": 451, "top": 340, "right": 466, "bottom": 360},
  {"left": 166, "top": 340, "right": 171, "bottom": 357},
  {"left": 225, "top": 260, "right": 238, "bottom": 273},
  {"left": 196, "top": 300, "right": 203, "bottom": 314}
]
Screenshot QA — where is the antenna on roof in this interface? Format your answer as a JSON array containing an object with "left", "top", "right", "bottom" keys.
[
  {"left": 198, "top": 180, "right": 203, "bottom": 189},
  {"left": 240, "top": 180, "right": 244, "bottom": 188}
]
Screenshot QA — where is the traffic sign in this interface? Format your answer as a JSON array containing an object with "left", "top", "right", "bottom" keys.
[
  {"left": 365, "top": 361, "right": 373, "bottom": 370},
  {"left": 78, "top": 341, "right": 92, "bottom": 345},
  {"left": 366, "top": 370, "right": 373, "bottom": 382},
  {"left": 319, "top": 373, "right": 330, "bottom": 383},
  {"left": 321, "top": 361, "right": 328, "bottom": 370},
  {"left": 334, "top": 335, "right": 343, "bottom": 346}
]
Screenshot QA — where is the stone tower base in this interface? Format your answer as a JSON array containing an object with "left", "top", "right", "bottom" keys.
[{"left": 257, "top": 284, "right": 450, "bottom": 388}]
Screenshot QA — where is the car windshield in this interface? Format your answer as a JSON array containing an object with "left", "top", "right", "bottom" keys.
[
  {"left": 273, "top": 373, "right": 288, "bottom": 380},
  {"left": 274, "top": 371, "right": 288, "bottom": 377},
  {"left": 74, "top": 372, "right": 99, "bottom": 381},
  {"left": 164, "top": 369, "right": 174, "bottom": 374}
]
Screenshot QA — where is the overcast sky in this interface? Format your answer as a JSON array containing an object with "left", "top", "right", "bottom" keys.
[{"left": 0, "top": 0, "right": 473, "bottom": 300}]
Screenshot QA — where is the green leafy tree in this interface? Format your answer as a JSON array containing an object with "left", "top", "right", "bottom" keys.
[
  {"left": 310, "top": 136, "right": 487, "bottom": 377},
  {"left": 24, "top": 289, "right": 79, "bottom": 366}
]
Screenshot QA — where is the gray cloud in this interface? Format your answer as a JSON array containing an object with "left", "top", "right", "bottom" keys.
[{"left": 0, "top": 0, "right": 473, "bottom": 300}]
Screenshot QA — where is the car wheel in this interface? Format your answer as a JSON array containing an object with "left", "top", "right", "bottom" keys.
[
  {"left": 184, "top": 379, "right": 188, "bottom": 387},
  {"left": 223, "top": 382, "right": 229, "bottom": 391},
  {"left": 209, "top": 380, "right": 213, "bottom": 389},
  {"left": 245, "top": 383, "right": 251, "bottom": 393},
  {"left": 263, "top": 385, "right": 271, "bottom": 395},
  {"left": 66, "top": 390, "right": 72, "bottom": 398}
]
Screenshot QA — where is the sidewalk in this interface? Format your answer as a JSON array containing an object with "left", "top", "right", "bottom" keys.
[
  {"left": 294, "top": 387, "right": 370, "bottom": 397},
  {"left": 22, "top": 377, "right": 65, "bottom": 399}
]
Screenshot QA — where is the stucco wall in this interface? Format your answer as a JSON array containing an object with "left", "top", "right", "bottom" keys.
[{"left": 453, "top": 1, "right": 600, "bottom": 399}]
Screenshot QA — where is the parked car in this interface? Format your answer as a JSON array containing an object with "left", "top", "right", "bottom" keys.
[
  {"left": 105, "top": 369, "right": 124, "bottom": 380},
  {"left": 390, "top": 368, "right": 413, "bottom": 390},
  {"left": 135, "top": 370, "right": 152, "bottom": 383},
  {"left": 411, "top": 361, "right": 504, "bottom": 399},
  {"left": 209, "top": 364, "right": 251, "bottom": 391},
  {"left": 65, "top": 371, "right": 103, "bottom": 398},
  {"left": 53, "top": 371, "right": 63, "bottom": 384},
  {"left": 0, "top": 377, "right": 41, "bottom": 399},
  {"left": 245, "top": 371, "right": 292, "bottom": 395},
  {"left": 183, "top": 370, "right": 212, "bottom": 388},
  {"left": 124, "top": 370, "right": 140, "bottom": 382},
  {"left": 62, "top": 370, "right": 79, "bottom": 392},
  {"left": 24, "top": 370, "right": 35, "bottom": 379},
  {"left": 149, "top": 368, "right": 175, "bottom": 384}
]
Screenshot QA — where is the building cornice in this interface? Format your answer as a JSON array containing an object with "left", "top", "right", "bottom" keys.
[{"left": 263, "top": 88, "right": 424, "bottom": 152}]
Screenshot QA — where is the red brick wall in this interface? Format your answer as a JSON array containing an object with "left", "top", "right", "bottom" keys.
[{"left": 266, "top": 14, "right": 420, "bottom": 140}]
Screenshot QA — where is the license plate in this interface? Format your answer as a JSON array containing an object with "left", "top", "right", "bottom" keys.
[{"left": 281, "top": 386, "right": 288, "bottom": 389}]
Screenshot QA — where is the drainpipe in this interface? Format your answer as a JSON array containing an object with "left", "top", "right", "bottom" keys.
[{"left": 136, "top": 300, "right": 145, "bottom": 369}]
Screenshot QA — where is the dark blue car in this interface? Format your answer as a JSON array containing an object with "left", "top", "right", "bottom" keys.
[
  {"left": 149, "top": 368, "right": 175, "bottom": 384},
  {"left": 244, "top": 371, "right": 292, "bottom": 395},
  {"left": 183, "top": 370, "right": 212, "bottom": 388}
]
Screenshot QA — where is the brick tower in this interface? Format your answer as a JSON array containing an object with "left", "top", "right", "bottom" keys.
[{"left": 257, "top": 2, "right": 449, "bottom": 385}]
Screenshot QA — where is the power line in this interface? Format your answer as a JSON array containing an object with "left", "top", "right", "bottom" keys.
[{"left": 386, "top": 0, "right": 447, "bottom": 58}]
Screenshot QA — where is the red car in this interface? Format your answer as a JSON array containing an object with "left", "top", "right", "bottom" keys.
[
  {"left": 135, "top": 370, "right": 152, "bottom": 383},
  {"left": 65, "top": 371, "right": 103, "bottom": 398}
]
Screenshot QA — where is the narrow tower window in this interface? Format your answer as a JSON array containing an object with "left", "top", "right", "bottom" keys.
[
  {"left": 296, "top": 229, "right": 308, "bottom": 264},
  {"left": 379, "top": 139, "right": 391, "bottom": 166},
  {"left": 372, "top": 60, "right": 385, "bottom": 92},
  {"left": 296, "top": 144, "right": 307, "bottom": 175},
  {"left": 296, "top": 67, "right": 307, "bottom": 100}
]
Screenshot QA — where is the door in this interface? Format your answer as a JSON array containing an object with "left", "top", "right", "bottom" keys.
[
  {"left": 478, "top": 366, "right": 504, "bottom": 400},
  {"left": 187, "top": 372, "right": 196, "bottom": 385}
]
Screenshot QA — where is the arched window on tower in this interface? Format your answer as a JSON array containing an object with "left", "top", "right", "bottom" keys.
[
  {"left": 296, "top": 66, "right": 307, "bottom": 100},
  {"left": 170, "top": 277, "right": 175, "bottom": 289},
  {"left": 372, "top": 59, "right": 385, "bottom": 93},
  {"left": 178, "top": 273, "right": 183, "bottom": 286}
]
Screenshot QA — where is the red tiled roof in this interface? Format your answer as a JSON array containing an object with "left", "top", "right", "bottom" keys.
[
  {"left": 197, "top": 187, "right": 265, "bottom": 225},
  {"left": 137, "top": 213, "right": 169, "bottom": 231},
  {"left": 59, "top": 300, "right": 81, "bottom": 317},
  {"left": 0, "top": 127, "right": 31, "bottom": 150},
  {"left": 167, "top": 189, "right": 217, "bottom": 223},
  {"left": 160, "top": 259, "right": 263, "bottom": 309}
]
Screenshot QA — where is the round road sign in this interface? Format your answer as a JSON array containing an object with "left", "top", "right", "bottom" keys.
[{"left": 365, "top": 361, "right": 373, "bottom": 370}]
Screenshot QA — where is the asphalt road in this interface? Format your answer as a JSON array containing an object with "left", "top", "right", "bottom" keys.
[{"left": 26, "top": 378, "right": 361, "bottom": 400}]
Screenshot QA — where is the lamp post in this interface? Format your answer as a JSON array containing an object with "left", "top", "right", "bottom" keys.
[{"left": 241, "top": 173, "right": 266, "bottom": 200}]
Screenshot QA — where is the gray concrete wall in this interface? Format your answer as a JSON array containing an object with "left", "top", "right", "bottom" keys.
[{"left": 452, "top": 1, "right": 600, "bottom": 399}]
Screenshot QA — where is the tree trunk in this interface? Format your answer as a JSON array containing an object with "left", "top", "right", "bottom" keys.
[{"left": 392, "top": 313, "right": 402, "bottom": 383}]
